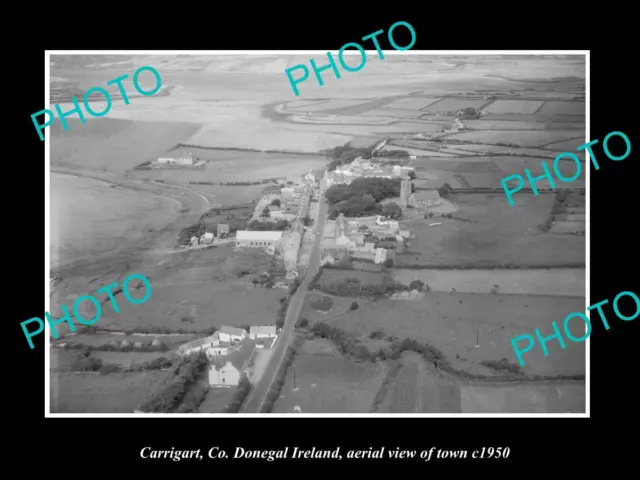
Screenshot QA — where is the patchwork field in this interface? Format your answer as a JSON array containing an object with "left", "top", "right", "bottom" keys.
[
  {"left": 423, "top": 98, "right": 486, "bottom": 113},
  {"left": 271, "top": 338, "right": 388, "bottom": 413},
  {"left": 303, "top": 293, "right": 586, "bottom": 377},
  {"left": 50, "top": 370, "right": 170, "bottom": 413},
  {"left": 399, "top": 193, "right": 586, "bottom": 267},
  {"left": 359, "top": 108, "right": 428, "bottom": 119},
  {"left": 285, "top": 99, "right": 372, "bottom": 112}
]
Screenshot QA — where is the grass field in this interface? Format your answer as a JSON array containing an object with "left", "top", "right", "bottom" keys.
[
  {"left": 538, "top": 102, "right": 585, "bottom": 116},
  {"left": 398, "top": 193, "right": 585, "bottom": 267},
  {"left": 448, "top": 130, "right": 584, "bottom": 148},
  {"left": 373, "top": 353, "right": 461, "bottom": 413},
  {"left": 383, "top": 97, "right": 442, "bottom": 110},
  {"left": 51, "top": 118, "right": 202, "bottom": 174},
  {"left": 198, "top": 386, "right": 236, "bottom": 413},
  {"left": 460, "top": 383, "right": 585, "bottom": 413},
  {"left": 423, "top": 98, "right": 486, "bottom": 113},
  {"left": 392, "top": 268, "right": 585, "bottom": 297},
  {"left": 271, "top": 338, "right": 388, "bottom": 413},
  {"left": 304, "top": 292, "right": 586, "bottom": 377},
  {"left": 50, "top": 370, "right": 170, "bottom": 413},
  {"left": 359, "top": 108, "right": 428, "bottom": 119},
  {"left": 484, "top": 100, "right": 545, "bottom": 114}
]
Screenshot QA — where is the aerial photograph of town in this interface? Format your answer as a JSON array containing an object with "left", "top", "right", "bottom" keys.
[{"left": 48, "top": 53, "right": 586, "bottom": 414}]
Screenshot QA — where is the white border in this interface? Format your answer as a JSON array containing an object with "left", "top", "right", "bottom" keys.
[{"left": 45, "top": 50, "right": 589, "bottom": 418}]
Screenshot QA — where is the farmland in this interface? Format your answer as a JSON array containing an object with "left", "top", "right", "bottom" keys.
[
  {"left": 484, "top": 100, "right": 545, "bottom": 114},
  {"left": 271, "top": 338, "right": 388, "bottom": 413},
  {"left": 398, "top": 193, "right": 586, "bottom": 268},
  {"left": 50, "top": 370, "right": 170, "bottom": 413},
  {"left": 300, "top": 292, "right": 585, "bottom": 378}
]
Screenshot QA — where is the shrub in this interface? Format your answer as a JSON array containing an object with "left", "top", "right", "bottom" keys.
[
  {"left": 369, "top": 328, "right": 385, "bottom": 340},
  {"left": 225, "top": 377, "right": 253, "bottom": 413},
  {"left": 409, "top": 280, "right": 425, "bottom": 292},
  {"left": 384, "top": 259, "right": 394, "bottom": 268},
  {"left": 297, "top": 317, "right": 309, "bottom": 328},
  {"left": 270, "top": 199, "right": 281, "bottom": 207},
  {"left": 99, "top": 364, "right": 120, "bottom": 375},
  {"left": 479, "top": 358, "right": 522, "bottom": 375},
  {"left": 311, "top": 296, "right": 334, "bottom": 311},
  {"left": 350, "top": 301, "right": 359, "bottom": 311}
]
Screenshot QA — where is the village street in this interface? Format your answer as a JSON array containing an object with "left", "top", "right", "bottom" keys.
[{"left": 241, "top": 193, "right": 328, "bottom": 413}]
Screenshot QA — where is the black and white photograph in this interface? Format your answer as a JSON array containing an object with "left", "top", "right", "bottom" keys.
[{"left": 45, "top": 52, "right": 587, "bottom": 416}]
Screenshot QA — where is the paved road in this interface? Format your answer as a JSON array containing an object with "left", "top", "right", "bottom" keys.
[{"left": 241, "top": 192, "right": 327, "bottom": 413}]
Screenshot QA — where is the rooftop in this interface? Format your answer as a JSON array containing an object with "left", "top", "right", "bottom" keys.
[
  {"left": 250, "top": 325, "right": 277, "bottom": 336},
  {"left": 236, "top": 231, "right": 283, "bottom": 241},
  {"left": 220, "top": 325, "right": 247, "bottom": 336}
]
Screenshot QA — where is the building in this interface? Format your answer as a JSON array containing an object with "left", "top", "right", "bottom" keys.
[
  {"left": 217, "top": 223, "right": 230, "bottom": 238},
  {"left": 400, "top": 176, "right": 413, "bottom": 207},
  {"left": 236, "top": 231, "right": 283, "bottom": 249},
  {"left": 218, "top": 326, "right": 247, "bottom": 343},
  {"left": 206, "top": 345, "right": 231, "bottom": 359},
  {"left": 281, "top": 187, "right": 295, "bottom": 200},
  {"left": 190, "top": 236, "right": 199, "bottom": 247},
  {"left": 209, "top": 341, "right": 256, "bottom": 387},
  {"left": 249, "top": 325, "right": 277, "bottom": 339},
  {"left": 200, "top": 232, "right": 215, "bottom": 245},
  {"left": 177, "top": 334, "right": 219, "bottom": 356},
  {"left": 157, "top": 152, "right": 194, "bottom": 165}
]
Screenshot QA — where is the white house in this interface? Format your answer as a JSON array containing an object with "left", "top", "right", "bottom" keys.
[
  {"left": 249, "top": 325, "right": 277, "bottom": 340},
  {"left": 206, "top": 345, "right": 231, "bottom": 359},
  {"left": 218, "top": 325, "right": 247, "bottom": 343},
  {"left": 200, "top": 232, "right": 215, "bottom": 245},
  {"left": 375, "top": 248, "right": 388, "bottom": 265},
  {"left": 236, "top": 231, "right": 283, "bottom": 249},
  {"left": 209, "top": 343, "right": 255, "bottom": 387},
  {"left": 157, "top": 152, "right": 194, "bottom": 165}
]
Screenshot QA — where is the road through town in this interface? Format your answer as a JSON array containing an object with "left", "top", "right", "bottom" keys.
[{"left": 241, "top": 193, "right": 328, "bottom": 413}]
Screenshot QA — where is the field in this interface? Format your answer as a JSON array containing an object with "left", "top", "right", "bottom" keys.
[
  {"left": 302, "top": 292, "right": 586, "bottom": 377},
  {"left": 423, "top": 98, "right": 486, "bottom": 113},
  {"left": 359, "top": 108, "right": 428, "bottom": 119},
  {"left": 373, "top": 353, "right": 461, "bottom": 413},
  {"left": 51, "top": 118, "right": 202, "bottom": 174},
  {"left": 448, "top": 130, "right": 584, "bottom": 148},
  {"left": 51, "top": 348, "right": 172, "bottom": 371},
  {"left": 484, "top": 100, "right": 545, "bottom": 114},
  {"left": 460, "top": 383, "right": 585, "bottom": 413},
  {"left": 398, "top": 193, "right": 586, "bottom": 267},
  {"left": 198, "top": 387, "right": 236, "bottom": 413},
  {"left": 382, "top": 97, "right": 442, "bottom": 110},
  {"left": 285, "top": 99, "right": 371, "bottom": 112},
  {"left": 50, "top": 370, "right": 170, "bottom": 413},
  {"left": 392, "top": 268, "right": 585, "bottom": 297},
  {"left": 538, "top": 101, "right": 585, "bottom": 116},
  {"left": 51, "top": 172, "right": 182, "bottom": 271},
  {"left": 271, "top": 338, "right": 388, "bottom": 413}
]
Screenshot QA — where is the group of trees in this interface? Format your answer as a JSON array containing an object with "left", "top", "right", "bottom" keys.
[
  {"left": 62, "top": 341, "right": 169, "bottom": 353},
  {"left": 326, "top": 178, "right": 402, "bottom": 205},
  {"left": 246, "top": 219, "right": 290, "bottom": 231},
  {"left": 323, "top": 144, "right": 375, "bottom": 172},
  {"left": 224, "top": 377, "right": 252, "bottom": 413},
  {"left": 261, "top": 339, "right": 302, "bottom": 412},
  {"left": 325, "top": 178, "right": 404, "bottom": 220},
  {"left": 139, "top": 352, "right": 209, "bottom": 413}
]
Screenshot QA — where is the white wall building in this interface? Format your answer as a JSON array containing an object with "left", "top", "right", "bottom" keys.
[
  {"left": 249, "top": 325, "right": 277, "bottom": 339},
  {"left": 236, "top": 231, "right": 283, "bottom": 249},
  {"left": 218, "top": 326, "right": 247, "bottom": 343}
]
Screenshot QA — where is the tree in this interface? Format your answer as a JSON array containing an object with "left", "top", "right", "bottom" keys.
[
  {"left": 350, "top": 301, "right": 359, "bottom": 311},
  {"left": 384, "top": 258, "right": 394, "bottom": 268},
  {"left": 409, "top": 280, "right": 425, "bottom": 292},
  {"left": 270, "top": 199, "right": 281, "bottom": 207},
  {"left": 262, "top": 207, "right": 270, "bottom": 218},
  {"left": 408, "top": 170, "right": 417, "bottom": 180},
  {"left": 381, "top": 202, "right": 402, "bottom": 220}
]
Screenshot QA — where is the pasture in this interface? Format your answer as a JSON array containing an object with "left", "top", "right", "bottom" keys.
[
  {"left": 50, "top": 370, "right": 170, "bottom": 413},
  {"left": 484, "top": 100, "right": 545, "bottom": 114},
  {"left": 399, "top": 193, "right": 586, "bottom": 267},
  {"left": 423, "top": 98, "right": 486, "bottom": 113},
  {"left": 448, "top": 130, "right": 584, "bottom": 148},
  {"left": 538, "top": 101, "right": 585, "bottom": 116},
  {"left": 313, "top": 293, "right": 586, "bottom": 377},
  {"left": 382, "top": 97, "right": 442, "bottom": 110},
  {"left": 198, "top": 387, "right": 237, "bottom": 413},
  {"left": 460, "top": 382, "right": 585, "bottom": 413},
  {"left": 271, "top": 338, "right": 388, "bottom": 413}
]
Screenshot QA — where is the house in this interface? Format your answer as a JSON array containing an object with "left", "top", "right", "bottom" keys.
[
  {"left": 304, "top": 171, "right": 316, "bottom": 183},
  {"left": 200, "top": 232, "right": 215, "bottom": 245},
  {"left": 177, "top": 334, "right": 219, "bottom": 356},
  {"left": 157, "top": 152, "right": 194, "bottom": 165},
  {"left": 281, "top": 187, "right": 295, "bottom": 199},
  {"left": 375, "top": 248, "right": 388, "bottom": 264},
  {"left": 217, "top": 223, "right": 230, "bottom": 238},
  {"left": 218, "top": 326, "right": 247, "bottom": 343},
  {"left": 190, "top": 236, "right": 199, "bottom": 247},
  {"left": 236, "top": 231, "right": 283, "bottom": 249},
  {"left": 206, "top": 345, "right": 231, "bottom": 359},
  {"left": 209, "top": 341, "right": 256, "bottom": 387},
  {"left": 250, "top": 325, "right": 277, "bottom": 340}
]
